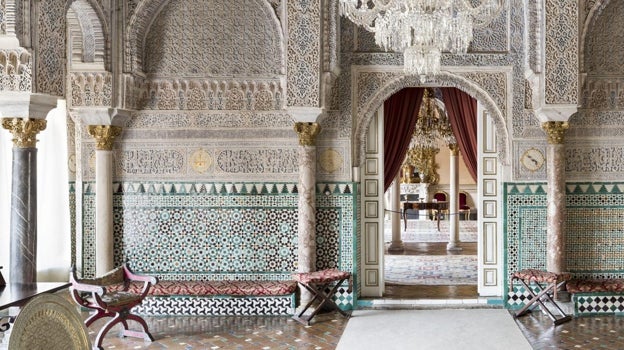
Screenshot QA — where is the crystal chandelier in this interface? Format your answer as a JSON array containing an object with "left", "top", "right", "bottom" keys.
[
  {"left": 406, "top": 88, "right": 454, "bottom": 184},
  {"left": 339, "top": 0, "right": 504, "bottom": 78}
]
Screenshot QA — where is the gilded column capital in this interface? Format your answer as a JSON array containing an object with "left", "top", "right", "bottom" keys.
[
  {"left": 88, "top": 125, "right": 122, "bottom": 150},
  {"left": 448, "top": 143, "right": 460, "bottom": 156},
  {"left": 1, "top": 118, "right": 47, "bottom": 148},
  {"left": 294, "top": 122, "right": 321, "bottom": 146},
  {"left": 542, "top": 121, "right": 569, "bottom": 144}
]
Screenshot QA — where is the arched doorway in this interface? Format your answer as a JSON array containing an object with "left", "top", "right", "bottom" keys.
[
  {"left": 354, "top": 68, "right": 510, "bottom": 299},
  {"left": 382, "top": 87, "right": 479, "bottom": 299}
]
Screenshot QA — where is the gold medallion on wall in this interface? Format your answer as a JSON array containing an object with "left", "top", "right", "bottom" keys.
[
  {"left": 319, "top": 148, "right": 343, "bottom": 174},
  {"left": 190, "top": 149, "right": 212, "bottom": 174}
]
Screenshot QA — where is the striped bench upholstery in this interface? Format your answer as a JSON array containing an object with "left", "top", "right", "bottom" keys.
[{"left": 103, "top": 279, "right": 298, "bottom": 316}]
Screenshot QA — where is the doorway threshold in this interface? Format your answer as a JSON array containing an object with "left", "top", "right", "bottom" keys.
[{"left": 357, "top": 297, "right": 503, "bottom": 309}]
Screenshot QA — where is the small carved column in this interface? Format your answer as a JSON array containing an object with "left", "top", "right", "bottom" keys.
[
  {"left": 88, "top": 125, "right": 122, "bottom": 276},
  {"left": 542, "top": 121, "right": 569, "bottom": 274},
  {"left": 448, "top": 144, "right": 461, "bottom": 251},
  {"left": 294, "top": 122, "right": 321, "bottom": 274},
  {"left": 2, "top": 118, "right": 47, "bottom": 284},
  {"left": 388, "top": 175, "right": 404, "bottom": 251}
]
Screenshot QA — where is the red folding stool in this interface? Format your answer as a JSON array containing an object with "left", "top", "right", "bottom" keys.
[
  {"left": 511, "top": 269, "right": 572, "bottom": 325},
  {"left": 291, "top": 269, "right": 351, "bottom": 326}
]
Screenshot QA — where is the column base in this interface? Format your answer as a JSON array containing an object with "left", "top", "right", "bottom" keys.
[
  {"left": 387, "top": 241, "right": 404, "bottom": 252},
  {"left": 446, "top": 242, "right": 463, "bottom": 251}
]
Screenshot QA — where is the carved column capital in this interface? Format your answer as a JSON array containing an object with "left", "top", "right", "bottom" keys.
[
  {"left": 2, "top": 118, "right": 47, "bottom": 148},
  {"left": 542, "top": 121, "right": 569, "bottom": 144},
  {"left": 449, "top": 143, "right": 460, "bottom": 156},
  {"left": 88, "top": 125, "right": 122, "bottom": 151},
  {"left": 294, "top": 122, "right": 321, "bottom": 146}
]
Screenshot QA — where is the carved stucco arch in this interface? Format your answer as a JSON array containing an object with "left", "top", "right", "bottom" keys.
[
  {"left": 125, "top": 0, "right": 285, "bottom": 75},
  {"left": 580, "top": 0, "right": 611, "bottom": 75},
  {"left": 66, "top": 0, "right": 108, "bottom": 69},
  {"left": 353, "top": 72, "right": 510, "bottom": 167}
]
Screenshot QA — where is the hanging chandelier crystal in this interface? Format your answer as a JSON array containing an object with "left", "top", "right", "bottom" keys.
[
  {"left": 406, "top": 88, "right": 454, "bottom": 184},
  {"left": 339, "top": 0, "right": 504, "bottom": 78}
]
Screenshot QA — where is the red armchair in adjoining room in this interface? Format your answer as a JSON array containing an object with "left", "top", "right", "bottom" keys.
[
  {"left": 432, "top": 191, "right": 449, "bottom": 219},
  {"left": 459, "top": 191, "right": 472, "bottom": 220}
]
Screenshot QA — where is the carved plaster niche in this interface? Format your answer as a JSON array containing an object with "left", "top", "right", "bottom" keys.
[
  {"left": 135, "top": 0, "right": 285, "bottom": 78},
  {"left": 67, "top": 0, "right": 107, "bottom": 71},
  {"left": 125, "top": 0, "right": 286, "bottom": 111},
  {"left": 583, "top": 0, "right": 624, "bottom": 76}
]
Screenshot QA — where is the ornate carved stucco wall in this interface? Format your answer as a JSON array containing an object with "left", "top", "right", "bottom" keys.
[
  {"left": 507, "top": 1, "right": 624, "bottom": 306},
  {"left": 94, "top": 0, "right": 298, "bottom": 183},
  {"left": 569, "top": 0, "right": 624, "bottom": 181},
  {"left": 6, "top": 0, "right": 620, "bottom": 303},
  {"left": 66, "top": 1, "right": 357, "bottom": 308}
]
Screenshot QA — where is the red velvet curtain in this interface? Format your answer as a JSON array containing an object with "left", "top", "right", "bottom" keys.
[
  {"left": 383, "top": 88, "right": 424, "bottom": 192},
  {"left": 441, "top": 87, "right": 478, "bottom": 182}
]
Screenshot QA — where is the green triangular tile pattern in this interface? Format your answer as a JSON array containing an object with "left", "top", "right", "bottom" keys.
[{"left": 83, "top": 181, "right": 359, "bottom": 195}]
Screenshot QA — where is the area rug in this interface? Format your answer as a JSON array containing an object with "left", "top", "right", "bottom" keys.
[
  {"left": 384, "top": 255, "right": 477, "bottom": 285},
  {"left": 336, "top": 309, "right": 532, "bottom": 350},
  {"left": 384, "top": 219, "right": 478, "bottom": 242}
]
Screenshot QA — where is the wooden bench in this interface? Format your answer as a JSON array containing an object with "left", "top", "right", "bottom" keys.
[
  {"left": 104, "top": 279, "right": 299, "bottom": 316},
  {"left": 566, "top": 278, "right": 624, "bottom": 316}
]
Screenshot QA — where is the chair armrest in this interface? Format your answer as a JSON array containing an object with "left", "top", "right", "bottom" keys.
[
  {"left": 69, "top": 266, "right": 106, "bottom": 295},
  {"left": 122, "top": 265, "right": 158, "bottom": 285},
  {"left": 122, "top": 265, "right": 157, "bottom": 296}
]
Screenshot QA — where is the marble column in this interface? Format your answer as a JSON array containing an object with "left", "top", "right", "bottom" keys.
[
  {"left": 542, "top": 121, "right": 569, "bottom": 274},
  {"left": 447, "top": 144, "right": 462, "bottom": 251},
  {"left": 87, "top": 125, "right": 122, "bottom": 276},
  {"left": 2, "top": 118, "right": 47, "bottom": 284},
  {"left": 294, "top": 122, "right": 321, "bottom": 274},
  {"left": 388, "top": 176, "right": 404, "bottom": 251}
]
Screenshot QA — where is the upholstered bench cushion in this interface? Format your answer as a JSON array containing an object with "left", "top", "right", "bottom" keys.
[
  {"left": 88, "top": 291, "right": 143, "bottom": 307},
  {"left": 292, "top": 269, "right": 351, "bottom": 284},
  {"left": 566, "top": 279, "right": 624, "bottom": 294},
  {"left": 106, "top": 280, "right": 298, "bottom": 296},
  {"left": 511, "top": 269, "right": 571, "bottom": 284}
]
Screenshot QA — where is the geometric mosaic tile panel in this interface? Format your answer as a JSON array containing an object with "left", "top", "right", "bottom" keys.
[
  {"left": 333, "top": 286, "right": 355, "bottom": 310},
  {"left": 573, "top": 293, "right": 624, "bottom": 316},
  {"left": 79, "top": 181, "right": 357, "bottom": 309},
  {"left": 134, "top": 295, "right": 296, "bottom": 316},
  {"left": 506, "top": 284, "right": 542, "bottom": 309},
  {"left": 504, "top": 183, "right": 548, "bottom": 289},
  {"left": 505, "top": 182, "right": 624, "bottom": 306}
]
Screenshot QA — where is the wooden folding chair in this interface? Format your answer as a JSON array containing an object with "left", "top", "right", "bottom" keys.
[
  {"left": 69, "top": 265, "right": 157, "bottom": 350},
  {"left": 511, "top": 269, "right": 572, "bottom": 325},
  {"left": 292, "top": 269, "right": 351, "bottom": 326}
]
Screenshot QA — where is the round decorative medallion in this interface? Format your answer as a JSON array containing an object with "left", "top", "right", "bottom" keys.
[
  {"left": 9, "top": 294, "right": 90, "bottom": 350},
  {"left": 68, "top": 154, "right": 76, "bottom": 173},
  {"left": 319, "top": 148, "right": 343, "bottom": 173},
  {"left": 190, "top": 149, "right": 212, "bottom": 174},
  {"left": 520, "top": 147, "right": 545, "bottom": 172}
]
